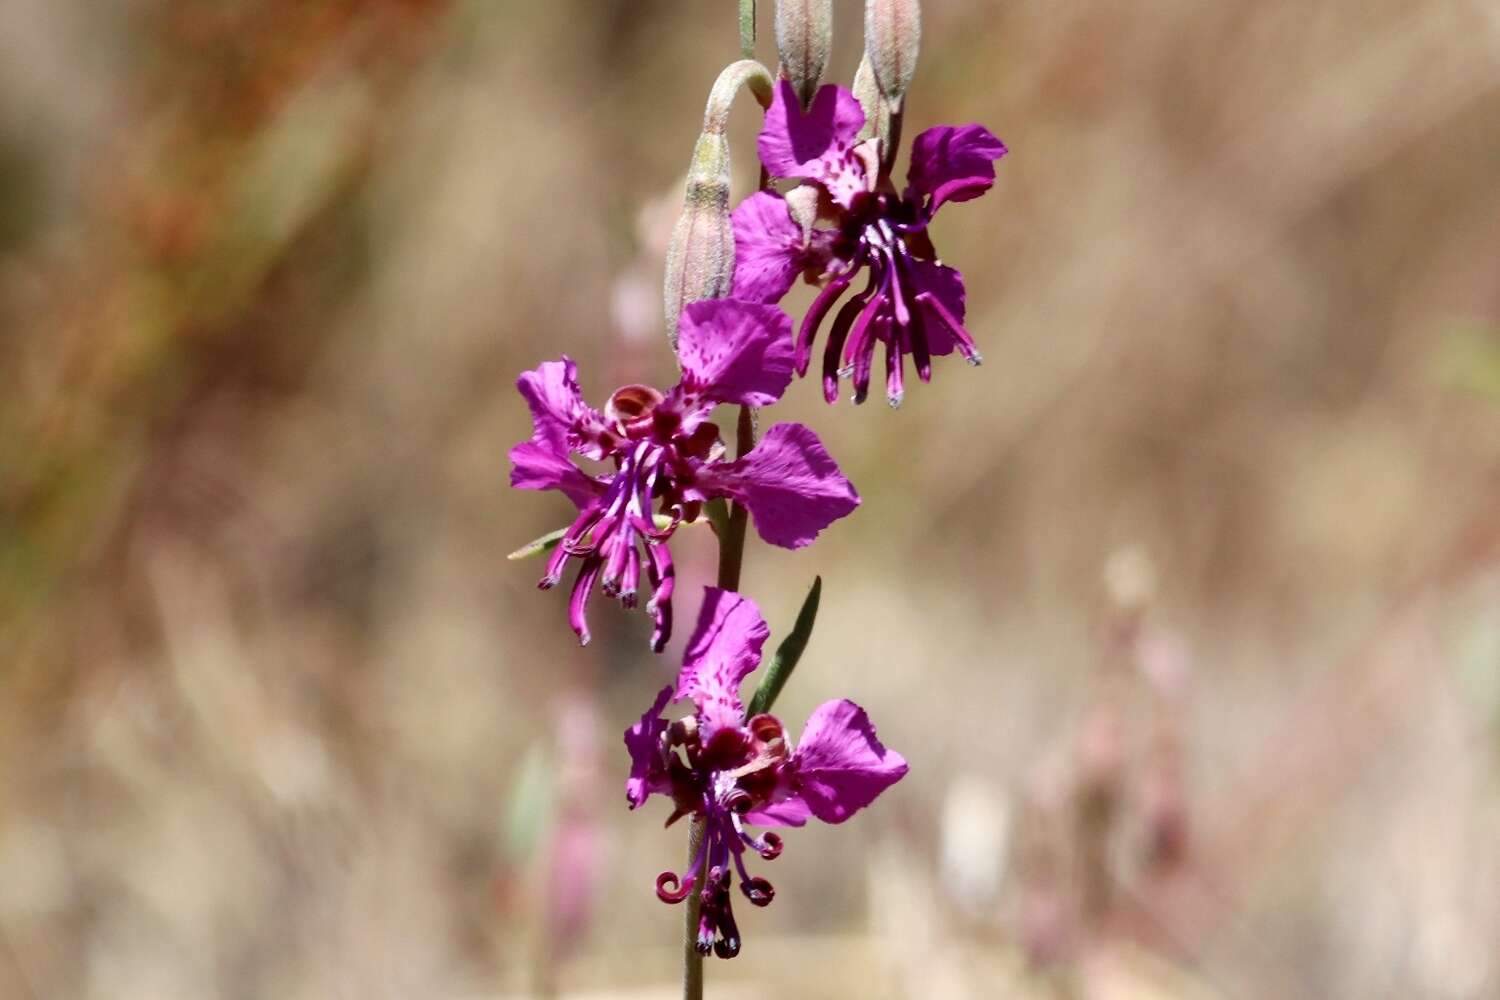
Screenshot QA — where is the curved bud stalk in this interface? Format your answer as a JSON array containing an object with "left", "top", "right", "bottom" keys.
[
  {"left": 863, "top": 0, "right": 921, "bottom": 109},
  {"left": 774, "top": 0, "right": 833, "bottom": 109},
  {"left": 663, "top": 60, "right": 776, "bottom": 351}
]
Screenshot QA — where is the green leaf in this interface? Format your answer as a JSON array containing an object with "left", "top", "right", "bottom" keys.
[
  {"left": 746, "top": 576, "right": 821, "bottom": 718},
  {"left": 507, "top": 514, "right": 682, "bottom": 560},
  {"left": 506, "top": 525, "right": 569, "bottom": 561}
]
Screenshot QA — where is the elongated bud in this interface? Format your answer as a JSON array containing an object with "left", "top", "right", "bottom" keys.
[
  {"left": 775, "top": 0, "right": 833, "bottom": 109},
  {"left": 864, "top": 0, "right": 920, "bottom": 110},
  {"left": 851, "top": 53, "right": 890, "bottom": 151},
  {"left": 662, "top": 134, "right": 733, "bottom": 352},
  {"left": 663, "top": 60, "right": 775, "bottom": 350}
]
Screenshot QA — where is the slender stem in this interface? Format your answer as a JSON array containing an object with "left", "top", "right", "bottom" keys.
[
  {"left": 680, "top": 818, "right": 707, "bottom": 1000},
  {"left": 682, "top": 405, "right": 757, "bottom": 1000},
  {"left": 715, "top": 407, "right": 755, "bottom": 592},
  {"left": 739, "top": 0, "right": 756, "bottom": 59}
]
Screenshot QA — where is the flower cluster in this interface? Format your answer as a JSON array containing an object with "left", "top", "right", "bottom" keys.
[
  {"left": 625, "top": 589, "right": 907, "bottom": 957},
  {"left": 734, "top": 80, "right": 1007, "bottom": 406},
  {"left": 508, "top": 51, "right": 1004, "bottom": 962}
]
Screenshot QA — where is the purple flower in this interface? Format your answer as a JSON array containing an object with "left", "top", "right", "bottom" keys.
[
  {"left": 625, "top": 588, "right": 907, "bottom": 958},
  {"left": 733, "top": 79, "right": 1007, "bottom": 406},
  {"left": 510, "top": 299, "right": 860, "bottom": 650}
]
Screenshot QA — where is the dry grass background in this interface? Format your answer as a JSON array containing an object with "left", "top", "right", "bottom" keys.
[{"left": 1, "top": 1, "right": 1499, "bottom": 997}]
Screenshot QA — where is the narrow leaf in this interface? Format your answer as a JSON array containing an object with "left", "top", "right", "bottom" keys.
[
  {"left": 746, "top": 576, "right": 821, "bottom": 718},
  {"left": 507, "top": 525, "right": 569, "bottom": 561}
]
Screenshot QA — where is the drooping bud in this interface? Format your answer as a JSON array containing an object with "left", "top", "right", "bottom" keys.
[
  {"left": 863, "top": 0, "right": 920, "bottom": 110},
  {"left": 662, "top": 60, "right": 775, "bottom": 351},
  {"left": 774, "top": 0, "right": 833, "bottom": 109},
  {"left": 662, "top": 134, "right": 732, "bottom": 354}
]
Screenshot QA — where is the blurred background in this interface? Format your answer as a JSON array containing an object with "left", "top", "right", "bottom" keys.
[{"left": 2, "top": 1, "right": 1499, "bottom": 997}]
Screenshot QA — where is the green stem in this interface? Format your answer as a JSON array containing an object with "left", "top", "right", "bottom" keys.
[
  {"left": 715, "top": 407, "right": 754, "bottom": 592},
  {"left": 682, "top": 405, "right": 756, "bottom": 1000},
  {"left": 680, "top": 818, "right": 707, "bottom": 999},
  {"left": 739, "top": 0, "right": 756, "bottom": 59}
]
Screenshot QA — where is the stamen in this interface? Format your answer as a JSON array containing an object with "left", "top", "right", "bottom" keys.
[
  {"left": 566, "top": 556, "right": 604, "bottom": 646},
  {"left": 843, "top": 281, "right": 888, "bottom": 405},
  {"left": 548, "top": 504, "right": 604, "bottom": 570},
  {"left": 632, "top": 508, "right": 681, "bottom": 542},
  {"left": 599, "top": 529, "right": 633, "bottom": 597},
  {"left": 643, "top": 541, "right": 675, "bottom": 651},
  {"left": 740, "top": 876, "right": 775, "bottom": 907},
  {"left": 759, "top": 831, "right": 783, "bottom": 860},
  {"left": 618, "top": 545, "right": 641, "bottom": 609},
  {"left": 713, "top": 930, "right": 741, "bottom": 959},
  {"left": 882, "top": 242, "right": 912, "bottom": 328},
  {"left": 822, "top": 287, "right": 873, "bottom": 404},
  {"left": 898, "top": 258, "right": 932, "bottom": 382},
  {"left": 695, "top": 912, "right": 715, "bottom": 956},
  {"left": 850, "top": 312, "right": 890, "bottom": 405},
  {"left": 736, "top": 825, "right": 784, "bottom": 861},
  {"left": 916, "top": 290, "right": 983, "bottom": 366},
  {"left": 711, "top": 929, "right": 741, "bottom": 959},
  {"left": 656, "top": 871, "right": 695, "bottom": 903},
  {"left": 560, "top": 510, "right": 614, "bottom": 557},
  {"left": 797, "top": 268, "right": 855, "bottom": 377},
  {"left": 885, "top": 333, "right": 905, "bottom": 408}
]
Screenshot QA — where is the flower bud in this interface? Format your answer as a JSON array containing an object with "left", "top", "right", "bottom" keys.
[
  {"left": 774, "top": 0, "right": 833, "bottom": 109},
  {"left": 863, "top": 0, "right": 920, "bottom": 109},
  {"left": 662, "top": 133, "right": 734, "bottom": 351},
  {"left": 852, "top": 54, "right": 882, "bottom": 138},
  {"left": 851, "top": 53, "right": 887, "bottom": 145},
  {"left": 662, "top": 60, "right": 774, "bottom": 350}
]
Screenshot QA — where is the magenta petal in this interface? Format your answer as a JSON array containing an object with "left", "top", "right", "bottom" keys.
[
  {"left": 517, "top": 357, "right": 588, "bottom": 450},
  {"left": 624, "top": 685, "right": 674, "bottom": 809},
  {"left": 742, "top": 797, "right": 812, "bottom": 828},
  {"left": 508, "top": 440, "right": 602, "bottom": 509},
  {"left": 708, "top": 423, "right": 860, "bottom": 550},
  {"left": 757, "top": 80, "right": 865, "bottom": 180},
  {"left": 675, "top": 588, "right": 769, "bottom": 736},
  {"left": 790, "top": 700, "right": 908, "bottom": 824},
  {"left": 675, "top": 299, "right": 795, "bottom": 407},
  {"left": 903, "top": 258, "right": 966, "bottom": 357},
  {"left": 906, "top": 125, "right": 1008, "bottom": 211},
  {"left": 731, "top": 191, "right": 812, "bottom": 304}
]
